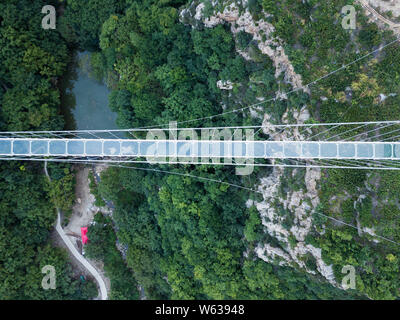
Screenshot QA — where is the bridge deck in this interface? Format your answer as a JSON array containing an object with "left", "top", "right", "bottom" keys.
[{"left": 0, "top": 138, "right": 398, "bottom": 160}]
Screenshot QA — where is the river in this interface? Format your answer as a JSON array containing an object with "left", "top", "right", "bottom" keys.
[{"left": 60, "top": 51, "right": 118, "bottom": 131}]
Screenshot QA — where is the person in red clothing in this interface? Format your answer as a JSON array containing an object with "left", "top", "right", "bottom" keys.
[{"left": 81, "top": 227, "right": 88, "bottom": 245}]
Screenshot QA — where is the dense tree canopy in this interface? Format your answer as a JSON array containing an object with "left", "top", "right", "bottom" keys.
[
  {"left": 0, "top": 0, "right": 96, "bottom": 299},
  {"left": 90, "top": 0, "right": 400, "bottom": 300},
  {"left": 2, "top": 0, "right": 400, "bottom": 301}
]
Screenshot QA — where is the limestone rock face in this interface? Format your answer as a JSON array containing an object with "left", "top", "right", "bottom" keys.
[
  {"left": 254, "top": 110, "right": 338, "bottom": 284},
  {"left": 181, "top": 0, "right": 338, "bottom": 286},
  {"left": 217, "top": 80, "right": 233, "bottom": 90},
  {"left": 255, "top": 163, "right": 336, "bottom": 285},
  {"left": 182, "top": 0, "right": 308, "bottom": 93}
]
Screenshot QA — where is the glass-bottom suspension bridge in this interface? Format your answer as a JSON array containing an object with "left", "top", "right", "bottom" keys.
[{"left": 1, "top": 120, "right": 400, "bottom": 170}]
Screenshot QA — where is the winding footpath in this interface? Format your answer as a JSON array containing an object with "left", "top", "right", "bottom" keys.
[
  {"left": 358, "top": 0, "right": 400, "bottom": 30},
  {"left": 44, "top": 162, "right": 108, "bottom": 300}
]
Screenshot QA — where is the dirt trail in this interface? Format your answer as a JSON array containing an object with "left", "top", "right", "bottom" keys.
[
  {"left": 44, "top": 162, "right": 108, "bottom": 300},
  {"left": 366, "top": 0, "right": 400, "bottom": 19},
  {"left": 358, "top": 0, "right": 400, "bottom": 34},
  {"left": 64, "top": 167, "right": 98, "bottom": 237},
  {"left": 64, "top": 165, "right": 111, "bottom": 295}
]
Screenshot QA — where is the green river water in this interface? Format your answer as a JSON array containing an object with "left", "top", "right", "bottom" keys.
[{"left": 60, "top": 51, "right": 118, "bottom": 131}]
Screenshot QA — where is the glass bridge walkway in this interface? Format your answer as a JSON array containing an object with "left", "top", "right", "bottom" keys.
[{"left": 0, "top": 138, "right": 398, "bottom": 160}]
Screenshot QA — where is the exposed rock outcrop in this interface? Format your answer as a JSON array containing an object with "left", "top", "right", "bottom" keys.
[
  {"left": 181, "top": 0, "right": 309, "bottom": 93},
  {"left": 181, "top": 0, "right": 337, "bottom": 286},
  {"left": 217, "top": 79, "right": 234, "bottom": 90}
]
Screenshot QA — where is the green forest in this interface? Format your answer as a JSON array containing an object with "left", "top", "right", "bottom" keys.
[
  {"left": 0, "top": 0, "right": 96, "bottom": 299},
  {"left": 1, "top": 0, "right": 400, "bottom": 300}
]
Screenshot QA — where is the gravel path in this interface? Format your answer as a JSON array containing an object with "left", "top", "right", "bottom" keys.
[
  {"left": 358, "top": 0, "right": 400, "bottom": 32},
  {"left": 44, "top": 162, "right": 108, "bottom": 300}
]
